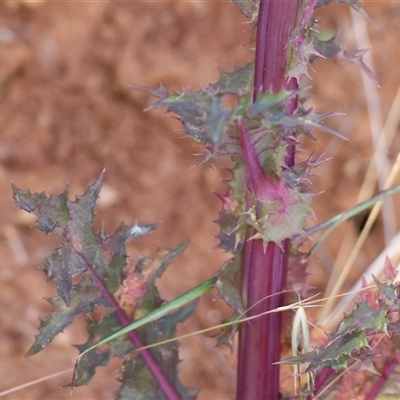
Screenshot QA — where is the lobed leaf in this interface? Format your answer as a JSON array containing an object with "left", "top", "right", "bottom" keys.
[
  {"left": 333, "top": 300, "right": 387, "bottom": 338},
  {"left": 209, "top": 62, "right": 254, "bottom": 95},
  {"left": 215, "top": 257, "right": 245, "bottom": 315},
  {"left": 27, "top": 275, "right": 102, "bottom": 356},
  {"left": 14, "top": 175, "right": 195, "bottom": 394}
]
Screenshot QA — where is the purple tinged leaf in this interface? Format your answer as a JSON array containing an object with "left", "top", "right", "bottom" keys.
[
  {"left": 67, "top": 173, "right": 103, "bottom": 239},
  {"left": 298, "top": 0, "right": 319, "bottom": 30},
  {"left": 44, "top": 247, "right": 86, "bottom": 280},
  {"left": 312, "top": 35, "right": 377, "bottom": 85},
  {"left": 26, "top": 275, "right": 102, "bottom": 356},
  {"left": 36, "top": 189, "right": 70, "bottom": 234},
  {"left": 312, "top": 35, "right": 341, "bottom": 59},
  {"left": 128, "top": 243, "right": 189, "bottom": 318},
  {"left": 72, "top": 347, "right": 111, "bottom": 387},
  {"left": 214, "top": 202, "right": 242, "bottom": 252},
  {"left": 235, "top": 121, "right": 313, "bottom": 245},
  {"left": 340, "top": 49, "right": 377, "bottom": 86},
  {"left": 116, "top": 305, "right": 198, "bottom": 399},
  {"left": 215, "top": 257, "right": 245, "bottom": 314},
  {"left": 283, "top": 152, "right": 328, "bottom": 188},
  {"left": 15, "top": 174, "right": 191, "bottom": 395},
  {"left": 55, "top": 270, "right": 73, "bottom": 307},
  {"left": 245, "top": 190, "right": 313, "bottom": 245},
  {"left": 44, "top": 247, "right": 86, "bottom": 306},
  {"left": 373, "top": 275, "right": 400, "bottom": 308},
  {"left": 209, "top": 62, "right": 254, "bottom": 95},
  {"left": 146, "top": 89, "right": 232, "bottom": 148},
  {"left": 11, "top": 184, "right": 47, "bottom": 213}
]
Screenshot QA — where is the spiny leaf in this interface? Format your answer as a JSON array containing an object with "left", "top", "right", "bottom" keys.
[
  {"left": 312, "top": 35, "right": 377, "bottom": 85},
  {"left": 132, "top": 83, "right": 169, "bottom": 100},
  {"left": 150, "top": 89, "right": 232, "bottom": 148},
  {"left": 44, "top": 246, "right": 86, "bottom": 306},
  {"left": 209, "top": 62, "right": 254, "bottom": 94},
  {"left": 216, "top": 312, "right": 241, "bottom": 350},
  {"left": 247, "top": 127, "right": 288, "bottom": 178},
  {"left": 13, "top": 174, "right": 195, "bottom": 395},
  {"left": 116, "top": 306, "right": 198, "bottom": 400},
  {"left": 249, "top": 90, "right": 298, "bottom": 116},
  {"left": 37, "top": 189, "right": 70, "bottom": 234},
  {"left": 12, "top": 184, "right": 47, "bottom": 213},
  {"left": 243, "top": 188, "right": 313, "bottom": 245},
  {"left": 308, "top": 330, "right": 369, "bottom": 372},
  {"left": 280, "top": 330, "right": 370, "bottom": 373},
  {"left": 333, "top": 300, "right": 387, "bottom": 338},
  {"left": 72, "top": 244, "right": 195, "bottom": 387},
  {"left": 26, "top": 275, "right": 102, "bottom": 356},
  {"left": 115, "top": 242, "right": 189, "bottom": 319},
  {"left": 72, "top": 311, "right": 132, "bottom": 386},
  {"left": 373, "top": 275, "right": 400, "bottom": 308},
  {"left": 72, "top": 346, "right": 111, "bottom": 387},
  {"left": 215, "top": 256, "right": 245, "bottom": 314}
]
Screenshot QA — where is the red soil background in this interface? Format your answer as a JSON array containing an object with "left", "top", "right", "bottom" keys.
[{"left": 0, "top": 1, "right": 399, "bottom": 399}]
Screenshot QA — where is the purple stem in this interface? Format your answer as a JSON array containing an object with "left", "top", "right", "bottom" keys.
[
  {"left": 77, "top": 251, "right": 180, "bottom": 400},
  {"left": 236, "top": 1, "right": 300, "bottom": 399},
  {"left": 366, "top": 352, "right": 400, "bottom": 400},
  {"left": 309, "top": 367, "right": 334, "bottom": 399}
]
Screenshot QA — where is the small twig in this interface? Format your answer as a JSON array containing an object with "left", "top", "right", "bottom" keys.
[
  {"left": 302, "top": 182, "right": 400, "bottom": 241},
  {"left": 0, "top": 369, "right": 73, "bottom": 398}
]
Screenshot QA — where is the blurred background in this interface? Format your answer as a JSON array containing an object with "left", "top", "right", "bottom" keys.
[{"left": 0, "top": 1, "right": 399, "bottom": 399}]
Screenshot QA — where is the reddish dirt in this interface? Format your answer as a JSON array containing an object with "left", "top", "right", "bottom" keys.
[{"left": 0, "top": 1, "right": 399, "bottom": 399}]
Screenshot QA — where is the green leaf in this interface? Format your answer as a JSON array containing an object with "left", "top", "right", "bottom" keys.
[
  {"left": 249, "top": 90, "right": 297, "bottom": 116},
  {"left": 373, "top": 275, "right": 400, "bottom": 308},
  {"left": 333, "top": 300, "right": 387, "bottom": 338},
  {"left": 245, "top": 188, "right": 313, "bottom": 245},
  {"left": 280, "top": 330, "right": 370, "bottom": 373}
]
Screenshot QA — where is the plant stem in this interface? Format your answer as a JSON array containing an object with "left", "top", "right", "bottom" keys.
[
  {"left": 237, "top": 1, "right": 300, "bottom": 399},
  {"left": 366, "top": 352, "right": 400, "bottom": 400},
  {"left": 309, "top": 367, "right": 334, "bottom": 399}
]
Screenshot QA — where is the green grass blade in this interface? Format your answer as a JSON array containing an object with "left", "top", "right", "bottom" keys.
[
  {"left": 79, "top": 277, "right": 217, "bottom": 358},
  {"left": 302, "top": 183, "right": 400, "bottom": 256}
]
